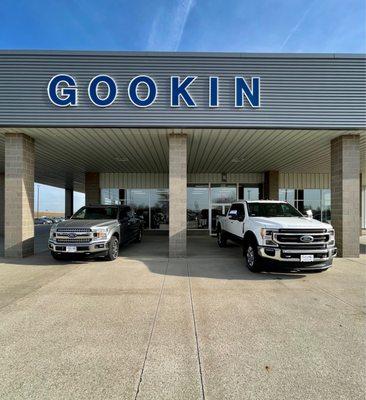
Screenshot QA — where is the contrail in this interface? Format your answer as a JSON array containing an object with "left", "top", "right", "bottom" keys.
[{"left": 280, "top": 1, "right": 315, "bottom": 50}]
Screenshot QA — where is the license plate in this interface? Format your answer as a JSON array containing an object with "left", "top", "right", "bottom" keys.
[
  {"left": 66, "top": 246, "right": 77, "bottom": 253},
  {"left": 301, "top": 254, "right": 314, "bottom": 262}
]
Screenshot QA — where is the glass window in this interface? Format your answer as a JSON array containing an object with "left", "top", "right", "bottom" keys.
[
  {"left": 187, "top": 185, "right": 209, "bottom": 229},
  {"left": 211, "top": 184, "right": 237, "bottom": 204},
  {"left": 101, "top": 188, "right": 119, "bottom": 205},
  {"left": 247, "top": 202, "right": 303, "bottom": 218},
  {"left": 239, "top": 185, "right": 260, "bottom": 201},
  {"left": 127, "top": 189, "right": 149, "bottom": 228},
  {"left": 279, "top": 189, "right": 295, "bottom": 206},
  {"left": 322, "top": 189, "right": 331, "bottom": 223},
  {"left": 72, "top": 206, "right": 118, "bottom": 220},
  {"left": 304, "top": 189, "right": 322, "bottom": 221},
  {"left": 150, "top": 189, "right": 169, "bottom": 230}
]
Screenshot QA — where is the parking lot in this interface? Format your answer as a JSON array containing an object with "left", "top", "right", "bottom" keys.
[{"left": 0, "top": 234, "right": 365, "bottom": 400}]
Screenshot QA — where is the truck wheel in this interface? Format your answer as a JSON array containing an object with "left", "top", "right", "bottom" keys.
[
  {"left": 243, "top": 239, "right": 263, "bottom": 272},
  {"left": 135, "top": 227, "right": 143, "bottom": 243},
  {"left": 106, "top": 236, "right": 119, "bottom": 261},
  {"left": 217, "top": 227, "right": 227, "bottom": 247},
  {"left": 51, "top": 251, "right": 65, "bottom": 261}
]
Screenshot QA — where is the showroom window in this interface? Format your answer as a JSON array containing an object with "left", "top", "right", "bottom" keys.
[
  {"left": 187, "top": 185, "right": 209, "bottom": 229},
  {"left": 100, "top": 188, "right": 169, "bottom": 230},
  {"left": 279, "top": 188, "right": 331, "bottom": 223}
]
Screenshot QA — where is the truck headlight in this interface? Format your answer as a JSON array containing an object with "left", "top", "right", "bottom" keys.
[
  {"left": 49, "top": 225, "right": 57, "bottom": 238},
  {"left": 328, "top": 229, "right": 335, "bottom": 244},
  {"left": 93, "top": 228, "right": 108, "bottom": 239},
  {"left": 260, "top": 229, "right": 279, "bottom": 246}
]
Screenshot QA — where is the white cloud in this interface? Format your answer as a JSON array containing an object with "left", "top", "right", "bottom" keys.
[{"left": 148, "top": 0, "right": 196, "bottom": 51}]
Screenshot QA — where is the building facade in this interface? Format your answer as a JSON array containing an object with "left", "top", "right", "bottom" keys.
[{"left": 0, "top": 51, "right": 365, "bottom": 257}]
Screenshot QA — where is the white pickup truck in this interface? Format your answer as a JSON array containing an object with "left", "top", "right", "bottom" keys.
[{"left": 216, "top": 200, "right": 337, "bottom": 272}]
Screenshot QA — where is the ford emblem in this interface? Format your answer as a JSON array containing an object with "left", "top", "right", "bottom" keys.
[
  {"left": 68, "top": 233, "right": 77, "bottom": 239},
  {"left": 300, "top": 235, "right": 314, "bottom": 243}
]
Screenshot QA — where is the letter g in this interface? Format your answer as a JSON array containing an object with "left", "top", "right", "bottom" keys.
[{"left": 47, "top": 74, "right": 77, "bottom": 107}]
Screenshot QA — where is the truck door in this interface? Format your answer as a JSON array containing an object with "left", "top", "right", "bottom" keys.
[
  {"left": 228, "top": 203, "right": 245, "bottom": 239},
  {"left": 119, "top": 206, "right": 132, "bottom": 244}
]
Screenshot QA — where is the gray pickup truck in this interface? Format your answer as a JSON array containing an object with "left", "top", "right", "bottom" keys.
[{"left": 48, "top": 205, "right": 143, "bottom": 261}]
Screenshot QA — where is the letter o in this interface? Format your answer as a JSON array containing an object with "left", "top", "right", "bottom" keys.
[
  {"left": 128, "top": 75, "right": 157, "bottom": 107},
  {"left": 88, "top": 75, "right": 117, "bottom": 107}
]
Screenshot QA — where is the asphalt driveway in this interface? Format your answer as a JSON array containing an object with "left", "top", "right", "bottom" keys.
[{"left": 0, "top": 235, "right": 365, "bottom": 399}]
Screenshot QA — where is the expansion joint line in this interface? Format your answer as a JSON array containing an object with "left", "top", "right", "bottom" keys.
[
  {"left": 187, "top": 262, "right": 206, "bottom": 400},
  {"left": 134, "top": 261, "right": 169, "bottom": 400}
]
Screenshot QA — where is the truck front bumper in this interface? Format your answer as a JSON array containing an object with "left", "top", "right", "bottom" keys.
[
  {"left": 258, "top": 246, "right": 337, "bottom": 263},
  {"left": 48, "top": 240, "right": 109, "bottom": 255}
]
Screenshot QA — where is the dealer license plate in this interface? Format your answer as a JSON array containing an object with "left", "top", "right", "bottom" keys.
[
  {"left": 301, "top": 254, "right": 314, "bottom": 262},
  {"left": 66, "top": 246, "right": 77, "bottom": 253}
]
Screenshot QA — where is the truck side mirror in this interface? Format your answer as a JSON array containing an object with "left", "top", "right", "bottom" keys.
[{"left": 306, "top": 209, "right": 313, "bottom": 219}]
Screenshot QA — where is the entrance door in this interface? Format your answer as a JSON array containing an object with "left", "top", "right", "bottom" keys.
[{"left": 210, "top": 204, "right": 231, "bottom": 235}]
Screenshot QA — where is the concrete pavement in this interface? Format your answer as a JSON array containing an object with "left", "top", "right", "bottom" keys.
[{"left": 0, "top": 235, "right": 365, "bottom": 399}]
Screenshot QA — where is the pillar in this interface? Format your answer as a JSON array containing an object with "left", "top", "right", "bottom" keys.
[
  {"left": 263, "top": 171, "right": 279, "bottom": 200},
  {"left": 4, "top": 133, "right": 35, "bottom": 257},
  {"left": 331, "top": 135, "right": 360, "bottom": 258},
  {"left": 65, "top": 187, "right": 74, "bottom": 218},
  {"left": 169, "top": 134, "right": 187, "bottom": 258},
  {"left": 85, "top": 172, "right": 100, "bottom": 206}
]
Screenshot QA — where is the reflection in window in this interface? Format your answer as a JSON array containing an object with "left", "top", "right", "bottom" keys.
[
  {"left": 127, "top": 190, "right": 149, "bottom": 229},
  {"left": 101, "top": 188, "right": 169, "bottom": 230},
  {"left": 187, "top": 185, "right": 209, "bottom": 229},
  {"left": 150, "top": 189, "right": 169, "bottom": 230},
  {"left": 238, "top": 185, "right": 260, "bottom": 201},
  {"left": 211, "top": 184, "right": 237, "bottom": 203},
  {"left": 279, "top": 188, "right": 331, "bottom": 222}
]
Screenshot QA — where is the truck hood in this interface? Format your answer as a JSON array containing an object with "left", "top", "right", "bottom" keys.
[
  {"left": 250, "top": 217, "right": 332, "bottom": 230},
  {"left": 55, "top": 219, "right": 117, "bottom": 229}
]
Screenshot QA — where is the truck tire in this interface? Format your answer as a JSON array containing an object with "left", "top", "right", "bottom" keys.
[
  {"left": 134, "top": 227, "right": 143, "bottom": 243},
  {"left": 217, "top": 226, "right": 227, "bottom": 247},
  {"left": 243, "top": 239, "right": 263, "bottom": 272},
  {"left": 106, "top": 236, "right": 119, "bottom": 261}
]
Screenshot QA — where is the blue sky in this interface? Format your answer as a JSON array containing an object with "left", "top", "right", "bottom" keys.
[{"left": 1, "top": 0, "right": 365, "bottom": 213}]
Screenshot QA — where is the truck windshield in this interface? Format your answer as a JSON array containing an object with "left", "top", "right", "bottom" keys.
[
  {"left": 247, "top": 202, "right": 303, "bottom": 218},
  {"left": 71, "top": 207, "right": 118, "bottom": 220}
]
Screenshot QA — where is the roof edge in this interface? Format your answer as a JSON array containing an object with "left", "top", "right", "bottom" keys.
[{"left": 0, "top": 49, "right": 365, "bottom": 59}]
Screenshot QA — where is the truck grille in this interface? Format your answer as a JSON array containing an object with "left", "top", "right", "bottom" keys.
[
  {"left": 57, "top": 228, "right": 91, "bottom": 233},
  {"left": 273, "top": 229, "right": 330, "bottom": 249},
  {"left": 56, "top": 238, "right": 92, "bottom": 244}
]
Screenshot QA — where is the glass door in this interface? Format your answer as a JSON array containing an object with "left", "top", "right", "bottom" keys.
[{"left": 209, "top": 184, "right": 237, "bottom": 235}]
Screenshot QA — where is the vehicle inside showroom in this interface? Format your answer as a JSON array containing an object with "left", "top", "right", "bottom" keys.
[{"left": 0, "top": 51, "right": 365, "bottom": 258}]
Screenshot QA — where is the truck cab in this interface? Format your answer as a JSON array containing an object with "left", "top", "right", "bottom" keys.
[{"left": 216, "top": 200, "right": 337, "bottom": 272}]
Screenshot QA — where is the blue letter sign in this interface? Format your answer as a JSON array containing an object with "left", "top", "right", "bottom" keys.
[
  {"left": 47, "top": 74, "right": 77, "bottom": 107},
  {"left": 128, "top": 75, "right": 157, "bottom": 107},
  {"left": 88, "top": 75, "right": 117, "bottom": 107},
  {"left": 235, "top": 77, "right": 260, "bottom": 107},
  {"left": 171, "top": 76, "right": 197, "bottom": 107}
]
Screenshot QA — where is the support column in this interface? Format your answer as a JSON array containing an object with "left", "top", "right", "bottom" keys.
[
  {"left": 263, "top": 171, "right": 279, "bottom": 200},
  {"left": 65, "top": 187, "right": 74, "bottom": 218},
  {"left": 331, "top": 135, "right": 360, "bottom": 258},
  {"left": 4, "top": 133, "right": 35, "bottom": 257},
  {"left": 169, "top": 134, "right": 187, "bottom": 258},
  {"left": 0, "top": 173, "right": 4, "bottom": 238},
  {"left": 85, "top": 172, "right": 100, "bottom": 206}
]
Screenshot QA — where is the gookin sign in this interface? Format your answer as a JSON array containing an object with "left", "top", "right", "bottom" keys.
[{"left": 47, "top": 74, "right": 261, "bottom": 108}]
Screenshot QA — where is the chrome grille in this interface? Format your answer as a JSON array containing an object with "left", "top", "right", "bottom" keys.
[
  {"left": 273, "top": 229, "right": 330, "bottom": 248},
  {"left": 56, "top": 238, "right": 92, "bottom": 244},
  {"left": 57, "top": 228, "right": 91, "bottom": 232}
]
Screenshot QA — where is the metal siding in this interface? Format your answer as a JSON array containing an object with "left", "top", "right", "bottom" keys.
[
  {"left": 100, "top": 172, "right": 263, "bottom": 187},
  {"left": 0, "top": 52, "right": 365, "bottom": 129},
  {"left": 279, "top": 173, "right": 330, "bottom": 189}
]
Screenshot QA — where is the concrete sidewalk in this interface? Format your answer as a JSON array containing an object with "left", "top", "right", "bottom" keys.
[{"left": 0, "top": 236, "right": 365, "bottom": 399}]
